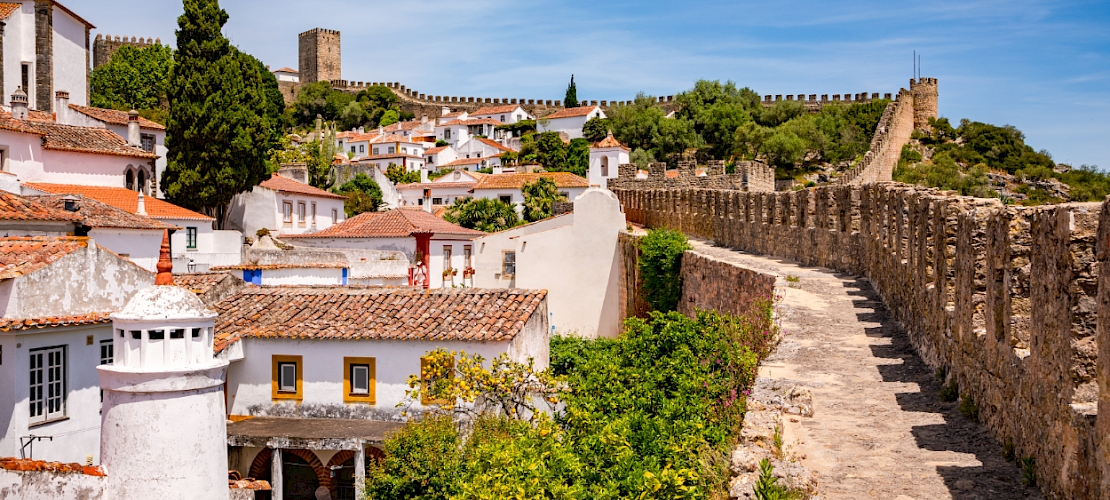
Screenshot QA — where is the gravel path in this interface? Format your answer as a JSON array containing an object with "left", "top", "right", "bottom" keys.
[{"left": 688, "top": 240, "right": 1041, "bottom": 500}]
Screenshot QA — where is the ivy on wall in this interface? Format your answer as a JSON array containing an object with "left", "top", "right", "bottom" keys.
[{"left": 638, "top": 228, "right": 691, "bottom": 312}]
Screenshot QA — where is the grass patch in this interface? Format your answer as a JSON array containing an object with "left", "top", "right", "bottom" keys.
[{"left": 1021, "top": 457, "right": 1037, "bottom": 487}]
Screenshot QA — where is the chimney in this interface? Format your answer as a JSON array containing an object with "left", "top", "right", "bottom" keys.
[
  {"left": 136, "top": 191, "right": 147, "bottom": 215},
  {"left": 421, "top": 115, "right": 427, "bottom": 124},
  {"left": 358, "top": 126, "right": 364, "bottom": 134},
  {"left": 420, "top": 168, "right": 429, "bottom": 183},
  {"left": 127, "top": 110, "right": 141, "bottom": 147},
  {"left": 423, "top": 188, "right": 432, "bottom": 213},
  {"left": 54, "top": 91, "right": 70, "bottom": 124},
  {"left": 62, "top": 195, "right": 78, "bottom": 212},
  {"left": 441, "top": 106, "right": 450, "bottom": 116},
  {"left": 493, "top": 166, "right": 503, "bottom": 175},
  {"left": 10, "top": 87, "right": 28, "bottom": 120}
]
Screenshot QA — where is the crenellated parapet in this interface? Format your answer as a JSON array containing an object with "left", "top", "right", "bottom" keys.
[
  {"left": 836, "top": 78, "right": 937, "bottom": 185},
  {"left": 612, "top": 181, "right": 1110, "bottom": 499},
  {"left": 92, "top": 34, "right": 163, "bottom": 69},
  {"left": 608, "top": 159, "right": 774, "bottom": 192}
]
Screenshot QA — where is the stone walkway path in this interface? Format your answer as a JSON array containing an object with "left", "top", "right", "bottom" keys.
[{"left": 688, "top": 240, "right": 1041, "bottom": 500}]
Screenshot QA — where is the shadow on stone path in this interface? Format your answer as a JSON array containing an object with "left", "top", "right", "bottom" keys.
[{"left": 688, "top": 240, "right": 1040, "bottom": 500}]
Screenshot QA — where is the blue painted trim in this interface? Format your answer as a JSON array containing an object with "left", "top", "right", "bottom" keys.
[{"left": 342, "top": 268, "right": 348, "bottom": 285}]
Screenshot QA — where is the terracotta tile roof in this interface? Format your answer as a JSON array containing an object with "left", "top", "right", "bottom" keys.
[
  {"left": 68, "top": 104, "right": 165, "bottom": 130},
  {"left": 439, "top": 111, "right": 467, "bottom": 121},
  {"left": 544, "top": 106, "right": 600, "bottom": 119},
  {"left": 443, "top": 158, "right": 484, "bottom": 167},
  {"left": 212, "top": 287, "right": 547, "bottom": 351},
  {"left": 439, "top": 118, "right": 501, "bottom": 127},
  {"left": 272, "top": 67, "right": 298, "bottom": 74},
  {"left": 24, "top": 183, "right": 214, "bottom": 221},
  {"left": 424, "top": 146, "right": 449, "bottom": 155},
  {"left": 229, "top": 479, "right": 272, "bottom": 491},
  {"left": 0, "top": 191, "right": 81, "bottom": 223},
  {"left": 593, "top": 133, "right": 629, "bottom": 150},
  {"left": 282, "top": 208, "right": 483, "bottom": 239},
  {"left": 370, "top": 133, "right": 419, "bottom": 144},
  {"left": 0, "top": 111, "right": 157, "bottom": 159},
  {"left": 381, "top": 120, "right": 426, "bottom": 132},
  {"left": 475, "top": 137, "right": 512, "bottom": 152},
  {"left": 395, "top": 181, "right": 476, "bottom": 190},
  {"left": 471, "top": 104, "right": 520, "bottom": 116},
  {"left": 211, "top": 263, "right": 346, "bottom": 271},
  {"left": 473, "top": 172, "right": 589, "bottom": 190},
  {"left": 0, "top": 457, "right": 107, "bottom": 476},
  {"left": 0, "top": 236, "right": 89, "bottom": 280},
  {"left": 33, "top": 194, "right": 179, "bottom": 230},
  {"left": 0, "top": 3, "right": 19, "bottom": 19},
  {"left": 0, "top": 311, "right": 113, "bottom": 332},
  {"left": 260, "top": 174, "right": 346, "bottom": 200},
  {"left": 174, "top": 272, "right": 237, "bottom": 295}
]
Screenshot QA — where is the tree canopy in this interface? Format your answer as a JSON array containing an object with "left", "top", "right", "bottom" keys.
[
  {"left": 162, "top": 0, "right": 283, "bottom": 227},
  {"left": 582, "top": 116, "right": 608, "bottom": 143},
  {"left": 292, "top": 82, "right": 410, "bottom": 130},
  {"left": 443, "top": 197, "right": 519, "bottom": 233},
  {"left": 564, "top": 75, "right": 578, "bottom": 108},
  {"left": 336, "top": 173, "right": 383, "bottom": 216},
  {"left": 384, "top": 163, "right": 420, "bottom": 185},
  {"left": 521, "top": 177, "right": 567, "bottom": 222},
  {"left": 90, "top": 43, "right": 175, "bottom": 123}
]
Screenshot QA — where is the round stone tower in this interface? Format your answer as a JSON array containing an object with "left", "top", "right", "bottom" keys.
[
  {"left": 910, "top": 77, "right": 939, "bottom": 132},
  {"left": 98, "top": 232, "right": 229, "bottom": 500}
]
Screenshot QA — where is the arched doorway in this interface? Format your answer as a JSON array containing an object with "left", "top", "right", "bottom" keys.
[
  {"left": 601, "top": 155, "right": 610, "bottom": 177},
  {"left": 125, "top": 169, "right": 134, "bottom": 190},
  {"left": 327, "top": 448, "right": 385, "bottom": 500},
  {"left": 137, "top": 169, "right": 146, "bottom": 194},
  {"left": 247, "top": 448, "right": 330, "bottom": 500}
]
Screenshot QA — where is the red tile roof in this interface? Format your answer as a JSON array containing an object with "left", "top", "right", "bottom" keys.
[
  {"left": 381, "top": 120, "right": 427, "bottom": 132},
  {"left": 0, "top": 457, "right": 107, "bottom": 476},
  {"left": 0, "top": 3, "right": 19, "bottom": 19},
  {"left": 212, "top": 287, "right": 547, "bottom": 351},
  {"left": 395, "top": 181, "right": 476, "bottom": 190},
  {"left": 0, "top": 111, "right": 157, "bottom": 159},
  {"left": 0, "top": 311, "right": 113, "bottom": 332},
  {"left": 272, "top": 67, "right": 298, "bottom": 74},
  {"left": 439, "top": 118, "right": 501, "bottom": 127},
  {"left": 0, "top": 236, "right": 89, "bottom": 280},
  {"left": 0, "top": 191, "right": 81, "bottom": 223},
  {"left": 472, "top": 172, "right": 589, "bottom": 190},
  {"left": 424, "top": 146, "right": 449, "bottom": 155},
  {"left": 440, "top": 111, "right": 467, "bottom": 120},
  {"left": 260, "top": 174, "right": 346, "bottom": 200},
  {"left": 230, "top": 479, "right": 272, "bottom": 491},
  {"left": 471, "top": 104, "right": 520, "bottom": 116},
  {"left": 357, "top": 153, "right": 423, "bottom": 162},
  {"left": 34, "top": 194, "right": 180, "bottom": 230},
  {"left": 68, "top": 105, "right": 165, "bottom": 130},
  {"left": 282, "top": 208, "right": 483, "bottom": 239},
  {"left": 24, "top": 184, "right": 214, "bottom": 221},
  {"left": 371, "top": 133, "right": 419, "bottom": 144},
  {"left": 442, "top": 158, "right": 484, "bottom": 167},
  {"left": 593, "top": 133, "right": 629, "bottom": 150},
  {"left": 174, "top": 272, "right": 238, "bottom": 295},
  {"left": 544, "top": 106, "right": 600, "bottom": 119},
  {"left": 475, "top": 137, "right": 512, "bottom": 152}
]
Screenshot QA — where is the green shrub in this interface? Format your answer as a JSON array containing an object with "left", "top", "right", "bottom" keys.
[
  {"left": 939, "top": 382, "right": 959, "bottom": 403},
  {"left": 638, "top": 229, "right": 691, "bottom": 312},
  {"left": 959, "top": 394, "right": 979, "bottom": 422},
  {"left": 1021, "top": 457, "right": 1036, "bottom": 487}
]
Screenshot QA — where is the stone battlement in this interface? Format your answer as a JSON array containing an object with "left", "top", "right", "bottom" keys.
[
  {"left": 613, "top": 183, "right": 1110, "bottom": 499},
  {"left": 299, "top": 28, "right": 340, "bottom": 37},
  {"left": 608, "top": 160, "right": 774, "bottom": 192},
  {"left": 92, "top": 34, "right": 163, "bottom": 69}
]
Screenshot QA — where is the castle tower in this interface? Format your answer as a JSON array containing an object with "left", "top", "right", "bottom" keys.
[
  {"left": 98, "top": 232, "right": 229, "bottom": 500},
  {"left": 910, "top": 77, "right": 938, "bottom": 132},
  {"left": 298, "top": 28, "right": 341, "bottom": 84}
]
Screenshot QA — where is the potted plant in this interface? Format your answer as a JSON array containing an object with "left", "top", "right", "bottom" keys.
[
  {"left": 442, "top": 267, "right": 455, "bottom": 278},
  {"left": 462, "top": 266, "right": 475, "bottom": 278}
]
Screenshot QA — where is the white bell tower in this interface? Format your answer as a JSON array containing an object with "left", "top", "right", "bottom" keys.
[{"left": 98, "top": 231, "right": 230, "bottom": 500}]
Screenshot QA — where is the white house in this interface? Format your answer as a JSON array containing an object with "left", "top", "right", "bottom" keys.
[
  {"left": 436, "top": 108, "right": 467, "bottom": 125},
  {"left": 588, "top": 132, "right": 630, "bottom": 188},
  {"left": 435, "top": 118, "right": 499, "bottom": 149},
  {"left": 34, "top": 193, "right": 180, "bottom": 272},
  {"left": 469, "top": 104, "right": 533, "bottom": 127},
  {"left": 272, "top": 67, "right": 300, "bottom": 83},
  {"left": 62, "top": 101, "right": 167, "bottom": 197},
  {"left": 470, "top": 172, "right": 589, "bottom": 212},
  {"left": 537, "top": 105, "right": 605, "bottom": 140},
  {"left": 472, "top": 187, "right": 625, "bottom": 339},
  {"left": 214, "top": 287, "right": 547, "bottom": 498},
  {"left": 356, "top": 153, "right": 424, "bottom": 173},
  {"left": 395, "top": 168, "right": 485, "bottom": 208},
  {"left": 0, "top": 101, "right": 159, "bottom": 192},
  {"left": 1, "top": 1, "right": 94, "bottom": 109},
  {"left": 22, "top": 183, "right": 242, "bottom": 270},
  {"left": 456, "top": 136, "right": 513, "bottom": 162},
  {"left": 212, "top": 263, "right": 349, "bottom": 286},
  {"left": 0, "top": 188, "right": 80, "bottom": 236},
  {"left": 379, "top": 117, "right": 435, "bottom": 141},
  {"left": 423, "top": 145, "right": 457, "bottom": 170},
  {"left": 227, "top": 173, "right": 347, "bottom": 238},
  {"left": 281, "top": 208, "right": 485, "bottom": 289},
  {"left": 0, "top": 236, "right": 154, "bottom": 464}
]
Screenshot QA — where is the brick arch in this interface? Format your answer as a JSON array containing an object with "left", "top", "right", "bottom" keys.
[
  {"left": 246, "top": 448, "right": 331, "bottom": 491},
  {"left": 325, "top": 448, "right": 387, "bottom": 500},
  {"left": 326, "top": 450, "right": 356, "bottom": 470}
]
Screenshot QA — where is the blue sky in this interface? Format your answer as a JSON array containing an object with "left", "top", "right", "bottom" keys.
[{"left": 71, "top": 0, "right": 1109, "bottom": 168}]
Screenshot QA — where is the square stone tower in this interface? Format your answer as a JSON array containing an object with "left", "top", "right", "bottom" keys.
[{"left": 298, "top": 28, "right": 341, "bottom": 84}]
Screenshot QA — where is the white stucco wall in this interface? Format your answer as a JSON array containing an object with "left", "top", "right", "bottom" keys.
[
  {"left": 2, "top": 4, "right": 32, "bottom": 106},
  {"left": 427, "top": 238, "right": 479, "bottom": 289},
  {"left": 472, "top": 188, "right": 625, "bottom": 338},
  {"left": 258, "top": 267, "right": 345, "bottom": 286},
  {"left": 289, "top": 236, "right": 416, "bottom": 257},
  {"left": 0, "top": 324, "right": 116, "bottom": 464},
  {"left": 166, "top": 221, "right": 241, "bottom": 268},
  {"left": 537, "top": 109, "right": 604, "bottom": 140},
  {"left": 104, "top": 124, "right": 165, "bottom": 195},
  {"left": 88, "top": 228, "right": 163, "bottom": 272},
  {"left": 0, "top": 128, "right": 144, "bottom": 188},
  {"left": 229, "top": 187, "right": 346, "bottom": 239},
  {"left": 396, "top": 184, "right": 474, "bottom": 207},
  {"left": 51, "top": 6, "right": 88, "bottom": 107},
  {"left": 588, "top": 148, "right": 629, "bottom": 188}
]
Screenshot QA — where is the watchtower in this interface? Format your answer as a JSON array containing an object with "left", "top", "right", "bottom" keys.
[
  {"left": 910, "top": 78, "right": 938, "bottom": 132},
  {"left": 298, "top": 28, "right": 341, "bottom": 84}
]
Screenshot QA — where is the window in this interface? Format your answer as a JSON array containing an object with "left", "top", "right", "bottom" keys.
[
  {"left": 502, "top": 250, "right": 516, "bottom": 276},
  {"left": 343, "top": 357, "right": 376, "bottom": 403},
  {"left": 271, "top": 355, "right": 302, "bottom": 400},
  {"left": 331, "top": 208, "right": 338, "bottom": 224},
  {"left": 464, "top": 245, "right": 472, "bottom": 269},
  {"left": 99, "top": 340, "right": 113, "bottom": 406},
  {"left": 443, "top": 245, "right": 452, "bottom": 270},
  {"left": 186, "top": 227, "right": 198, "bottom": 250},
  {"left": 350, "top": 146, "right": 356, "bottom": 153},
  {"left": 420, "top": 356, "right": 454, "bottom": 405},
  {"left": 432, "top": 197, "right": 442, "bottom": 205},
  {"left": 444, "top": 129, "right": 451, "bottom": 140},
  {"left": 140, "top": 134, "right": 155, "bottom": 153},
  {"left": 500, "top": 115, "right": 505, "bottom": 122},
  {"left": 402, "top": 147, "right": 407, "bottom": 154},
  {"left": 125, "top": 170, "right": 134, "bottom": 190},
  {"left": 359, "top": 145, "right": 365, "bottom": 153},
  {"left": 373, "top": 148, "right": 380, "bottom": 155},
  {"left": 560, "top": 191, "right": 570, "bottom": 200},
  {"left": 29, "top": 346, "right": 66, "bottom": 425},
  {"left": 388, "top": 147, "right": 395, "bottom": 154},
  {"left": 283, "top": 202, "right": 293, "bottom": 225},
  {"left": 499, "top": 195, "right": 512, "bottom": 204},
  {"left": 311, "top": 202, "right": 317, "bottom": 226},
  {"left": 21, "top": 64, "right": 30, "bottom": 94},
  {"left": 137, "top": 170, "right": 146, "bottom": 193},
  {"left": 297, "top": 202, "right": 307, "bottom": 227}
]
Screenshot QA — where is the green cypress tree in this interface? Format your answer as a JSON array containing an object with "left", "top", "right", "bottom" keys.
[
  {"left": 564, "top": 75, "right": 578, "bottom": 108},
  {"left": 162, "top": 0, "right": 282, "bottom": 227}
]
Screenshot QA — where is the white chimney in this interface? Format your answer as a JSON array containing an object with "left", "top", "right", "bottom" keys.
[
  {"left": 54, "top": 91, "right": 70, "bottom": 124},
  {"left": 421, "top": 115, "right": 428, "bottom": 124},
  {"left": 10, "top": 87, "right": 28, "bottom": 120},
  {"left": 420, "top": 168, "right": 429, "bottom": 183},
  {"left": 493, "top": 166, "right": 503, "bottom": 175},
  {"left": 127, "top": 110, "right": 141, "bottom": 147},
  {"left": 441, "top": 106, "right": 450, "bottom": 116},
  {"left": 136, "top": 191, "right": 147, "bottom": 215}
]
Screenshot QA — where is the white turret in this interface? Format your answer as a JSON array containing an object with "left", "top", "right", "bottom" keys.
[{"left": 98, "top": 231, "right": 229, "bottom": 500}]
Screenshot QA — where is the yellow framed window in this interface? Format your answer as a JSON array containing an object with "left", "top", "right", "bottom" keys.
[
  {"left": 343, "top": 357, "right": 376, "bottom": 404},
  {"left": 271, "top": 355, "right": 303, "bottom": 401}
]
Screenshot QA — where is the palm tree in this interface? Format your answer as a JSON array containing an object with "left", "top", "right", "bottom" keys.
[
  {"left": 445, "top": 197, "right": 519, "bottom": 232},
  {"left": 521, "top": 177, "right": 567, "bottom": 222}
]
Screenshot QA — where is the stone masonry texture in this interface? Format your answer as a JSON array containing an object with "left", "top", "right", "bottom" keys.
[
  {"left": 298, "top": 28, "right": 341, "bottom": 84},
  {"left": 34, "top": 0, "right": 51, "bottom": 112},
  {"left": 613, "top": 183, "right": 1110, "bottom": 499},
  {"left": 92, "top": 35, "right": 161, "bottom": 69}
]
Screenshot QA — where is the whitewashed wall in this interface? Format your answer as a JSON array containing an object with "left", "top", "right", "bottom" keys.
[
  {"left": 88, "top": 228, "right": 163, "bottom": 272},
  {"left": 51, "top": 6, "right": 88, "bottom": 106},
  {"left": 258, "top": 267, "right": 344, "bottom": 286}
]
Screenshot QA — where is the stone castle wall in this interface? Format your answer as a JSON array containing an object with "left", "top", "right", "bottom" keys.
[
  {"left": 298, "top": 28, "right": 341, "bottom": 84},
  {"left": 608, "top": 160, "right": 775, "bottom": 192},
  {"left": 613, "top": 183, "right": 1110, "bottom": 498},
  {"left": 836, "top": 78, "right": 936, "bottom": 185},
  {"left": 92, "top": 34, "right": 161, "bottom": 69}
]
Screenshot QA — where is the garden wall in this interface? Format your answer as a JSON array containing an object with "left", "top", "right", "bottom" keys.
[{"left": 613, "top": 183, "right": 1110, "bottom": 499}]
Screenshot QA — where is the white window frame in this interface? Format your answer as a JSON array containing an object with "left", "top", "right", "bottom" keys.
[
  {"left": 502, "top": 250, "right": 516, "bottom": 277},
  {"left": 350, "top": 364, "right": 370, "bottom": 395},
  {"left": 29, "top": 346, "right": 66, "bottom": 425},
  {"left": 278, "top": 362, "right": 297, "bottom": 393},
  {"left": 283, "top": 201, "right": 293, "bottom": 225},
  {"left": 297, "top": 202, "right": 307, "bottom": 227},
  {"left": 331, "top": 208, "right": 338, "bottom": 224}
]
